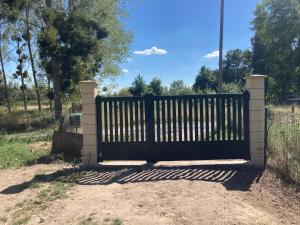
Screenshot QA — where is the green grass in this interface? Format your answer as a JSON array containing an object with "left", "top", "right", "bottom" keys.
[{"left": 0, "top": 138, "right": 50, "bottom": 170}]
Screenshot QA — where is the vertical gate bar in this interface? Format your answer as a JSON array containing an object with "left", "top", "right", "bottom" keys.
[
  {"left": 194, "top": 97, "right": 199, "bottom": 141},
  {"left": 173, "top": 98, "right": 177, "bottom": 142},
  {"left": 96, "top": 96, "right": 102, "bottom": 160},
  {"left": 205, "top": 97, "right": 209, "bottom": 141},
  {"left": 156, "top": 99, "right": 160, "bottom": 142},
  {"left": 167, "top": 98, "right": 171, "bottom": 142},
  {"left": 211, "top": 96, "right": 215, "bottom": 141},
  {"left": 114, "top": 100, "right": 118, "bottom": 142},
  {"left": 162, "top": 98, "right": 166, "bottom": 142},
  {"left": 140, "top": 99, "right": 145, "bottom": 142},
  {"left": 200, "top": 97, "right": 204, "bottom": 141},
  {"left": 178, "top": 98, "right": 182, "bottom": 142},
  {"left": 124, "top": 101, "right": 129, "bottom": 142},
  {"left": 189, "top": 97, "right": 193, "bottom": 141},
  {"left": 243, "top": 91, "right": 250, "bottom": 156},
  {"left": 233, "top": 96, "right": 237, "bottom": 141},
  {"left": 145, "top": 94, "right": 155, "bottom": 159},
  {"left": 104, "top": 99, "right": 108, "bottom": 142},
  {"left": 130, "top": 100, "right": 134, "bottom": 142},
  {"left": 109, "top": 100, "right": 113, "bottom": 142},
  {"left": 184, "top": 97, "right": 188, "bottom": 141},
  {"left": 227, "top": 98, "right": 231, "bottom": 140},
  {"left": 221, "top": 97, "right": 226, "bottom": 141},
  {"left": 135, "top": 99, "right": 139, "bottom": 142},
  {"left": 120, "top": 100, "right": 124, "bottom": 143},
  {"left": 216, "top": 96, "right": 220, "bottom": 141},
  {"left": 238, "top": 96, "right": 242, "bottom": 140}
]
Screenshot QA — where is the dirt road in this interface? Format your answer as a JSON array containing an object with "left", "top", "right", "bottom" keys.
[{"left": 0, "top": 161, "right": 299, "bottom": 225}]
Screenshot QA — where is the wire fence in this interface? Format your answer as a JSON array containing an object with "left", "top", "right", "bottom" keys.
[{"left": 267, "top": 105, "right": 300, "bottom": 184}]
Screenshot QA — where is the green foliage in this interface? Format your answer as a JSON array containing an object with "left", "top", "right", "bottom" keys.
[
  {"left": 223, "top": 49, "right": 252, "bottom": 83},
  {"left": 129, "top": 74, "right": 147, "bottom": 96},
  {"left": 169, "top": 80, "right": 194, "bottom": 95},
  {"left": 252, "top": 0, "right": 300, "bottom": 100},
  {"left": 193, "top": 66, "right": 217, "bottom": 93},
  {"left": 148, "top": 77, "right": 163, "bottom": 95}
]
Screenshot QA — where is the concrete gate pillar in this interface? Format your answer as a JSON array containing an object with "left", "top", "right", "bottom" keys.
[
  {"left": 80, "top": 80, "right": 99, "bottom": 166},
  {"left": 245, "top": 75, "right": 268, "bottom": 168}
]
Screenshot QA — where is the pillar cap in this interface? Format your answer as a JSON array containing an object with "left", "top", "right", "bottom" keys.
[
  {"left": 80, "top": 80, "right": 98, "bottom": 88},
  {"left": 244, "top": 74, "right": 268, "bottom": 80}
]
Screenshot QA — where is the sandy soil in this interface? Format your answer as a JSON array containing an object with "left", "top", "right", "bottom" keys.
[{"left": 0, "top": 161, "right": 299, "bottom": 225}]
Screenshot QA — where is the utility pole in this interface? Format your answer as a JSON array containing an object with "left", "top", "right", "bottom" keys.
[{"left": 218, "top": 0, "right": 224, "bottom": 93}]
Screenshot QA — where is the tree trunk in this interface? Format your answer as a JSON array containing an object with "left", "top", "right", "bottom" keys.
[
  {"left": 26, "top": 7, "right": 41, "bottom": 111},
  {"left": 0, "top": 44, "right": 11, "bottom": 112},
  {"left": 47, "top": 75, "right": 53, "bottom": 111},
  {"left": 52, "top": 60, "right": 62, "bottom": 120},
  {"left": 21, "top": 74, "right": 27, "bottom": 111}
]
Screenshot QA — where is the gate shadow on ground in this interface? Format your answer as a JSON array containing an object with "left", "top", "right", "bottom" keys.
[{"left": 1, "top": 163, "right": 263, "bottom": 195}]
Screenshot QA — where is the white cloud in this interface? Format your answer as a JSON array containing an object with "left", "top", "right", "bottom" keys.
[
  {"left": 133, "top": 46, "right": 168, "bottom": 56},
  {"left": 204, "top": 50, "right": 220, "bottom": 58},
  {"left": 122, "top": 69, "right": 129, "bottom": 73}
]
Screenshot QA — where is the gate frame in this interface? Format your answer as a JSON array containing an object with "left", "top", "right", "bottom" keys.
[{"left": 80, "top": 74, "right": 267, "bottom": 168}]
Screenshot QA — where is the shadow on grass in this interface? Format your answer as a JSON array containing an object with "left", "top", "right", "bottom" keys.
[{"left": 1, "top": 163, "right": 263, "bottom": 194}]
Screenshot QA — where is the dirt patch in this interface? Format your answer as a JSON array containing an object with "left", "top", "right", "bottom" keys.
[
  {"left": 28, "top": 141, "right": 51, "bottom": 152},
  {"left": 0, "top": 162, "right": 299, "bottom": 225}
]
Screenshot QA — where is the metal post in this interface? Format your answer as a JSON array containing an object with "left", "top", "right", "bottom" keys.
[{"left": 218, "top": 0, "right": 224, "bottom": 93}]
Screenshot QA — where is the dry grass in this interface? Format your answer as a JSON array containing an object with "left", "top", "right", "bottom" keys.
[{"left": 267, "top": 105, "right": 300, "bottom": 184}]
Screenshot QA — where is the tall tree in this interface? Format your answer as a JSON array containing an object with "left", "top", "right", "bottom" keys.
[
  {"left": 148, "top": 77, "right": 163, "bottom": 95},
  {"left": 223, "top": 49, "right": 252, "bottom": 83},
  {"left": 252, "top": 0, "right": 300, "bottom": 100},
  {"left": 193, "top": 66, "right": 217, "bottom": 93},
  {"left": 129, "top": 74, "right": 146, "bottom": 96},
  {"left": 0, "top": 21, "right": 11, "bottom": 111},
  {"left": 169, "top": 80, "right": 193, "bottom": 95},
  {"left": 12, "top": 34, "right": 29, "bottom": 111}
]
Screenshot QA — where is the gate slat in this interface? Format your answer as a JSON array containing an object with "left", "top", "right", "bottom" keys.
[
  {"left": 216, "top": 96, "right": 220, "bottom": 141},
  {"left": 162, "top": 99, "right": 166, "bottom": 142},
  {"left": 189, "top": 97, "right": 193, "bottom": 141},
  {"left": 200, "top": 98, "right": 204, "bottom": 141},
  {"left": 124, "top": 101, "right": 129, "bottom": 142},
  {"left": 233, "top": 97, "right": 237, "bottom": 141},
  {"left": 205, "top": 97, "right": 209, "bottom": 141},
  {"left": 173, "top": 99, "right": 177, "bottom": 142},
  {"left": 130, "top": 100, "right": 134, "bottom": 142},
  {"left": 167, "top": 99, "right": 171, "bottom": 142},
  {"left": 183, "top": 97, "right": 188, "bottom": 141},
  {"left": 104, "top": 99, "right": 108, "bottom": 142},
  {"left": 156, "top": 100, "right": 160, "bottom": 142},
  {"left": 114, "top": 100, "right": 119, "bottom": 142},
  {"left": 109, "top": 100, "right": 113, "bottom": 142},
  {"left": 221, "top": 97, "right": 226, "bottom": 141},
  {"left": 140, "top": 99, "right": 145, "bottom": 142},
  {"left": 194, "top": 97, "right": 199, "bottom": 141},
  {"left": 120, "top": 101, "right": 124, "bottom": 142},
  {"left": 178, "top": 98, "right": 182, "bottom": 142},
  {"left": 227, "top": 98, "right": 231, "bottom": 140},
  {"left": 238, "top": 96, "right": 242, "bottom": 140},
  {"left": 211, "top": 96, "right": 215, "bottom": 141},
  {"left": 135, "top": 100, "right": 139, "bottom": 142}
]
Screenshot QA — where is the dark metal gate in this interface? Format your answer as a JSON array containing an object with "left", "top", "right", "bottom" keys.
[{"left": 96, "top": 92, "right": 250, "bottom": 162}]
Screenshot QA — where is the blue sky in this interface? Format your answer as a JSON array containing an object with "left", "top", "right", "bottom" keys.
[{"left": 116, "top": 0, "right": 261, "bottom": 88}]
